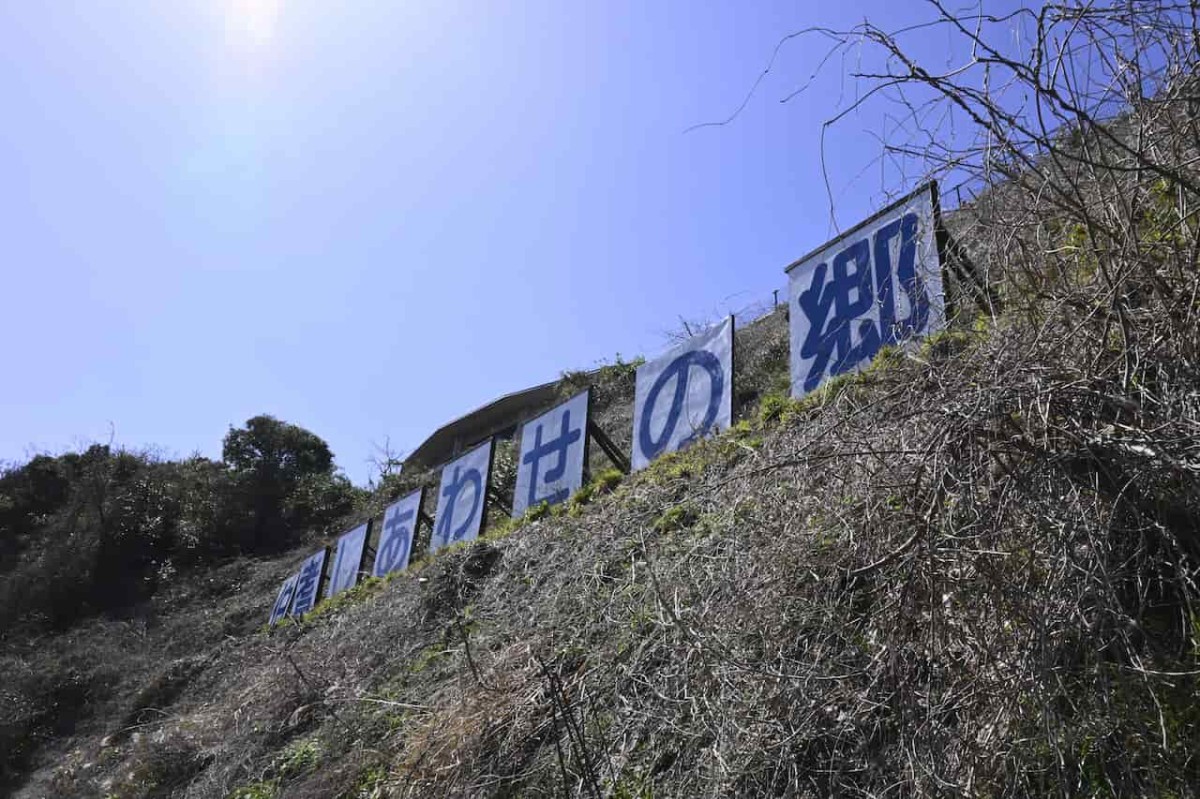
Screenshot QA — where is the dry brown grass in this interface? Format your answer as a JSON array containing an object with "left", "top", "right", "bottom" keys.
[{"left": 10, "top": 6, "right": 1200, "bottom": 797}]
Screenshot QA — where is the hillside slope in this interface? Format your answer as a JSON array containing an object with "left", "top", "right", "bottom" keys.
[
  {"left": 8, "top": 9, "right": 1200, "bottom": 791},
  {"left": 12, "top": 279, "right": 1200, "bottom": 797}
]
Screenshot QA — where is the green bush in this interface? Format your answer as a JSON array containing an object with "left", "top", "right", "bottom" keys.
[
  {"left": 568, "top": 468, "right": 625, "bottom": 515},
  {"left": 0, "top": 415, "right": 362, "bottom": 633},
  {"left": 221, "top": 415, "right": 363, "bottom": 552}
]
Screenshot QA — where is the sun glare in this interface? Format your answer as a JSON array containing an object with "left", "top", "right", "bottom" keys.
[{"left": 226, "top": 0, "right": 282, "bottom": 52}]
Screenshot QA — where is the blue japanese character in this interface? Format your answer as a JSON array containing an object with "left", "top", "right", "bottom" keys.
[
  {"left": 522, "top": 410, "right": 583, "bottom": 508},
  {"left": 292, "top": 553, "right": 323, "bottom": 614},
  {"left": 376, "top": 506, "right": 414, "bottom": 575},
  {"left": 894, "top": 213, "right": 930, "bottom": 337},
  {"left": 797, "top": 237, "right": 879, "bottom": 393},
  {"left": 638, "top": 350, "right": 724, "bottom": 461},
  {"left": 798, "top": 211, "right": 929, "bottom": 393},
  {"left": 873, "top": 212, "right": 928, "bottom": 344},
  {"left": 270, "top": 576, "right": 297, "bottom": 624},
  {"left": 437, "top": 465, "right": 483, "bottom": 545}
]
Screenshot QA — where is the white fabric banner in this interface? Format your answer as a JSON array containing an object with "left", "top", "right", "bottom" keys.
[
  {"left": 269, "top": 572, "right": 299, "bottom": 626},
  {"left": 512, "top": 389, "right": 589, "bottom": 518},
  {"left": 788, "top": 183, "right": 945, "bottom": 397},
  {"left": 326, "top": 522, "right": 369, "bottom": 599},
  {"left": 631, "top": 317, "right": 734, "bottom": 471},
  {"left": 431, "top": 439, "right": 493, "bottom": 553},
  {"left": 373, "top": 489, "right": 423, "bottom": 578},
  {"left": 290, "top": 548, "right": 328, "bottom": 616}
]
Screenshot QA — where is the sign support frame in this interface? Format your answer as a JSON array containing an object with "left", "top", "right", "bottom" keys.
[
  {"left": 487, "top": 485, "right": 511, "bottom": 518},
  {"left": 587, "top": 420, "right": 629, "bottom": 475},
  {"left": 930, "top": 182, "right": 1001, "bottom": 319},
  {"left": 353, "top": 519, "right": 374, "bottom": 588}
]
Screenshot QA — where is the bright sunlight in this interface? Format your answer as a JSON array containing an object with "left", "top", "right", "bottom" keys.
[{"left": 224, "top": 0, "right": 281, "bottom": 53}]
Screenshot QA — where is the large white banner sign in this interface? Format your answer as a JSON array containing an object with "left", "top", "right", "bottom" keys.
[
  {"left": 788, "top": 182, "right": 945, "bottom": 397},
  {"left": 431, "top": 439, "right": 493, "bottom": 554},
  {"left": 373, "top": 489, "right": 423, "bottom": 578},
  {"left": 326, "top": 522, "right": 369, "bottom": 599},
  {"left": 268, "top": 572, "right": 299, "bottom": 626},
  {"left": 512, "top": 389, "right": 589, "bottom": 517},
  {"left": 290, "top": 548, "right": 328, "bottom": 617},
  {"left": 631, "top": 317, "right": 733, "bottom": 471}
]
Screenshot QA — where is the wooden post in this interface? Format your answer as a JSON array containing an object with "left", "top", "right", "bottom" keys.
[
  {"left": 487, "top": 487, "right": 512, "bottom": 518},
  {"left": 587, "top": 421, "right": 630, "bottom": 475}
]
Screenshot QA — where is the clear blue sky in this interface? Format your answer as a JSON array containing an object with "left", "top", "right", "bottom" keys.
[{"left": 0, "top": 1, "right": 1013, "bottom": 484}]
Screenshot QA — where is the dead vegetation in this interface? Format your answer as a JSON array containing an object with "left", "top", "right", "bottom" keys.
[{"left": 7, "top": 3, "right": 1200, "bottom": 797}]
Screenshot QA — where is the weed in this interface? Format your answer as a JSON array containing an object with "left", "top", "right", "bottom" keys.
[
  {"left": 560, "top": 354, "right": 646, "bottom": 396},
  {"left": 409, "top": 643, "right": 448, "bottom": 675},
  {"left": 756, "top": 392, "right": 793, "bottom": 425},
  {"left": 609, "top": 774, "right": 655, "bottom": 799},
  {"left": 643, "top": 450, "right": 702, "bottom": 484},
  {"left": 652, "top": 505, "right": 698, "bottom": 535},
  {"left": 591, "top": 467, "right": 625, "bottom": 495},
  {"left": 302, "top": 576, "right": 384, "bottom": 621},
  {"left": 919, "top": 324, "right": 987, "bottom": 360},
  {"left": 273, "top": 737, "right": 321, "bottom": 780},
  {"left": 348, "top": 764, "right": 389, "bottom": 798},
  {"left": 228, "top": 781, "right": 279, "bottom": 799},
  {"left": 567, "top": 468, "right": 625, "bottom": 516}
]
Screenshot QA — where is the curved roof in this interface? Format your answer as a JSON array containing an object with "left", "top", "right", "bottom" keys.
[{"left": 404, "top": 375, "right": 584, "bottom": 469}]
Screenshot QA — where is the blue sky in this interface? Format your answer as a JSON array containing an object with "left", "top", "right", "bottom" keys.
[{"left": 0, "top": 1, "right": 1006, "bottom": 484}]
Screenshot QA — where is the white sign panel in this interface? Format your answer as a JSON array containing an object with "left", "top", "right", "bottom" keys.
[
  {"left": 787, "top": 182, "right": 945, "bottom": 397},
  {"left": 373, "top": 489, "right": 423, "bottom": 578},
  {"left": 431, "top": 439, "right": 493, "bottom": 554},
  {"left": 631, "top": 317, "right": 733, "bottom": 471},
  {"left": 269, "top": 572, "right": 299, "bottom": 626},
  {"left": 512, "top": 389, "right": 589, "bottom": 517},
  {"left": 326, "top": 522, "right": 369, "bottom": 599},
  {"left": 290, "top": 548, "right": 328, "bottom": 617}
]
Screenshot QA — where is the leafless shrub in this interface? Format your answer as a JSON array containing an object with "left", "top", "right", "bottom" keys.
[
  {"left": 369, "top": 5, "right": 1200, "bottom": 795},
  {"left": 18, "top": 6, "right": 1200, "bottom": 798}
]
